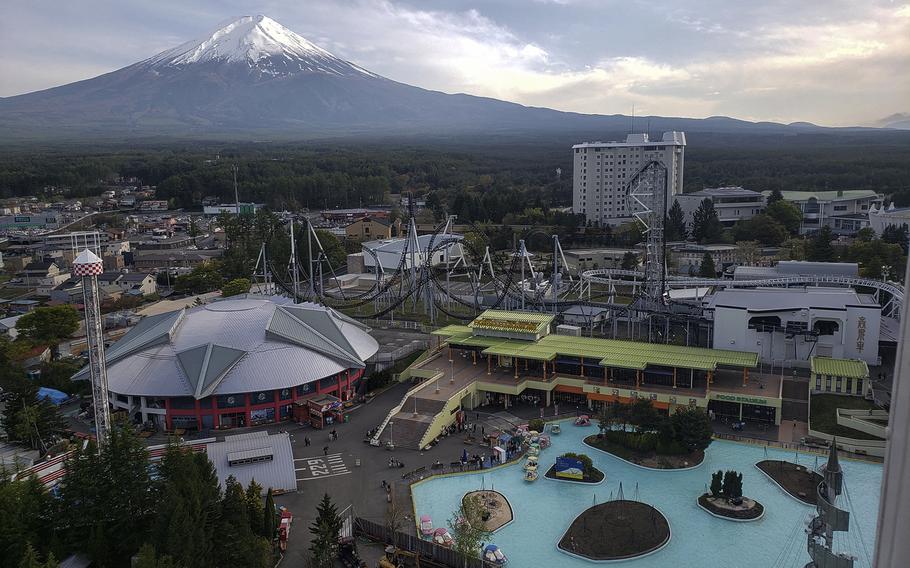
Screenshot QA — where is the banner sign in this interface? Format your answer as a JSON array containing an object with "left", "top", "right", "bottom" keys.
[{"left": 555, "top": 457, "right": 584, "bottom": 480}]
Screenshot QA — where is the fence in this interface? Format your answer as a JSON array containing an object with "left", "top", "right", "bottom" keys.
[
  {"left": 354, "top": 517, "right": 494, "bottom": 568},
  {"left": 361, "top": 318, "right": 435, "bottom": 334}
]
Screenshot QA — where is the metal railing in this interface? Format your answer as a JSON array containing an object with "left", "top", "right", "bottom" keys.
[{"left": 354, "top": 517, "right": 494, "bottom": 568}]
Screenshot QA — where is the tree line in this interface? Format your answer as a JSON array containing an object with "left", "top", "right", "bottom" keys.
[{"left": 0, "top": 428, "right": 280, "bottom": 568}]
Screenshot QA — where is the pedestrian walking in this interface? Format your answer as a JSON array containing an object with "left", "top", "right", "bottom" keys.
[
  {"left": 323, "top": 446, "right": 329, "bottom": 456},
  {"left": 381, "top": 480, "right": 387, "bottom": 490},
  {"left": 331, "top": 428, "right": 337, "bottom": 441},
  {"left": 481, "top": 426, "right": 485, "bottom": 437},
  {"left": 472, "top": 423, "right": 476, "bottom": 433},
  {"left": 304, "top": 436, "right": 311, "bottom": 447}
]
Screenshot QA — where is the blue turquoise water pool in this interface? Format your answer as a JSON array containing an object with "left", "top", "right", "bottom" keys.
[{"left": 411, "top": 420, "right": 882, "bottom": 567}]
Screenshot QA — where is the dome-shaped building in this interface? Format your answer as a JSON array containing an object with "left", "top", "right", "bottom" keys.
[{"left": 74, "top": 296, "right": 379, "bottom": 430}]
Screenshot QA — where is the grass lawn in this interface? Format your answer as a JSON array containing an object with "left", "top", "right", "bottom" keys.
[{"left": 809, "top": 393, "right": 882, "bottom": 440}]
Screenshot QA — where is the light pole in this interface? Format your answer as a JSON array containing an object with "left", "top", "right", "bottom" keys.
[{"left": 389, "top": 421, "right": 394, "bottom": 448}]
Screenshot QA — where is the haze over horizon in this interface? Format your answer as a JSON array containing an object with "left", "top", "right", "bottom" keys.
[{"left": 1, "top": 0, "right": 908, "bottom": 128}]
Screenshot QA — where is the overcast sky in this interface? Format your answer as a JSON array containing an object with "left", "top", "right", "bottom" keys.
[{"left": 2, "top": 0, "right": 908, "bottom": 127}]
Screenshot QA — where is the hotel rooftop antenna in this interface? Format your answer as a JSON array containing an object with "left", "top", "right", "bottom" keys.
[{"left": 73, "top": 243, "right": 112, "bottom": 451}]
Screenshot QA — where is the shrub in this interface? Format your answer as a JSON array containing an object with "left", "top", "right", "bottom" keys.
[{"left": 528, "top": 418, "right": 545, "bottom": 432}]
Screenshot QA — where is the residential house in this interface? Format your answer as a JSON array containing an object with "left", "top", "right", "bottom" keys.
[
  {"left": 99, "top": 272, "right": 158, "bottom": 296},
  {"left": 345, "top": 217, "right": 397, "bottom": 241}
]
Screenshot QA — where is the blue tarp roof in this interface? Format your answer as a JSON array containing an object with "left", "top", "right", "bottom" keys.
[{"left": 37, "top": 387, "right": 69, "bottom": 405}]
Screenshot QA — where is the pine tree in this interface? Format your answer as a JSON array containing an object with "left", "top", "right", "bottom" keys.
[
  {"left": 43, "top": 552, "right": 58, "bottom": 568},
  {"left": 766, "top": 188, "right": 784, "bottom": 205},
  {"left": 691, "top": 199, "right": 724, "bottom": 243},
  {"left": 134, "top": 544, "right": 159, "bottom": 568},
  {"left": 620, "top": 252, "right": 638, "bottom": 270},
  {"left": 18, "top": 543, "right": 42, "bottom": 568},
  {"left": 808, "top": 226, "right": 837, "bottom": 261},
  {"left": 153, "top": 445, "right": 221, "bottom": 568},
  {"left": 666, "top": 200, "right": 688, "bottom": 241},
  {"left": 58, "top": 428, "right": 154, "bottom": 566},
  {"left": 309, "top": 494, "right": 341, "bottom": 568},
  {"left": 246, "top": 479, "right": 264, "bottom": 537},
  {"left": 263, "top": 488, "right": 277, "bottom": 540},
  {"left": 698, "top": 253, "right": 717, "bottom": 277},
  {"left": 710, "top": 471, "right": 723, "bottom": 497},
  {"left": 215, "top": 476, "right": 271, "bottom": 568}
]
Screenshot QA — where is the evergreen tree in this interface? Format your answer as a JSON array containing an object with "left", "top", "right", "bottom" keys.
[
  {"left": 881, "top": 223, "right": 909, "bottom": 254},
  {"left": 710, "top": 471, "right": 723, "bottom": 497},
  {"left": 698, "top": 253, "right": 717, "bottom": 277},
  {"left": 58, "top": 428, "right": 154, "bottom": 566},
  {"left": 245, "top": 479, "right": 264, "bottom": 537},
  {"left": 670, "top": 408, "right": 713, "bottom": 452},
  {"left": 215, "top": 477, "right": 270, "bottom": 568},
  {"left": 620, "top": 252, "right": 638, "bottom": 270},
  {"left": 263, "top": 488, "right": 277, "bottom": 540},
  {"left": 152, "top": 445, "right": 221, "bottom": 568},
  {"left": 135, "top": 544, "right": 159, "bottom": 568},
  {"left": 807, "top": 226, "right": 838, "bottom": 262},
  {"left": 0, "top": 370, "right": 66, "bottom": 452},
  {"left": 15, "top": 305, "right": 80, "bottom": 358},
  {"left": 309, "top": 494, "right": 341, "bottom": 568},
  {"left": 666, "top": 200, "right": 688, "bottom": 241},
  {"left": 0, "top": 474, "right": 55, "bottom": 565},
  {"left": 691, "top": 199, "right": 724, "bottom": 243},
  {"left": 18, "top": 543, "right": 42, "bottom": 568},
  {"left": 665, "top": 201, "right": 688, "bottom": 241},
  {"left": 722, "top": 471, "right": 734, "bottom": 498},
  {"left": 766, "top": 188, "right": 784, "bottom": 205}
]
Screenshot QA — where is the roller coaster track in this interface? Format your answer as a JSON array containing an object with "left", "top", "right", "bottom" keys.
[{"left": 581, "top": 269, "right": 905, "bottom": 319}]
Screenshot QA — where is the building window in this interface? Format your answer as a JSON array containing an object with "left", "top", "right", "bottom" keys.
[
  {"left": 171, "top": 397, "right": 196, "bottom": 410},
  {"left": 825, "top": 376, "right": 832, "bottom": 391},
  {"left": 297, "top": 383, "right": 313, "bottom": 396},
  {"left": 845, "top": 379, "right": 853, "bottom": 394},
  {"left": 217, "top": 394, "right": 245, "bottom": 409}
]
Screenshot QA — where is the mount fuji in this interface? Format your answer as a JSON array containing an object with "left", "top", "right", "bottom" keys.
[{"left": 0, "top": 15, "right": 855, "bottom": 141}]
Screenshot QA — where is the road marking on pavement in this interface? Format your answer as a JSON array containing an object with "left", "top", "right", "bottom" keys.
[
  {"left": 294, "top": 454, "right": 350, "bottom": 481},
  {"left": 296, "top": 471, "right": 351, "bottom": 482},
  {"left": 295, "top": 453, "right": 342, "bottom": 461}
]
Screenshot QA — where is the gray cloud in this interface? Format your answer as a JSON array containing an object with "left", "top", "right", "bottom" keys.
[{"left": 1, "top": 0, "right": 907, "bottom": 126}]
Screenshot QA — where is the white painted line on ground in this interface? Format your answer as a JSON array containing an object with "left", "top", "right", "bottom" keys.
[
  {"left": 296, "top": 471, "right": 352, "bottom": 482},
  {"left": 295, "top": 453, "right": 341, "bottom": 461}
]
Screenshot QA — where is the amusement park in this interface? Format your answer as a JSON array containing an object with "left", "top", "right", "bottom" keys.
[{"left": 14, "top": 153, "right": 899, "bottom": 568}]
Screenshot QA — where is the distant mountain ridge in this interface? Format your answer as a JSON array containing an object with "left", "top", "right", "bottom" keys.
[{"left": 0, "top": 15, "right": 895, "bottom": 142}]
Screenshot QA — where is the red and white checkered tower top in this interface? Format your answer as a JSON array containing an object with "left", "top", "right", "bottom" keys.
[{"left": 72, "top": 248, "right": 104, "bottom": 277}]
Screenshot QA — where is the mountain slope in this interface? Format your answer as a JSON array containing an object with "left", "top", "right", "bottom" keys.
[{"left": 0, "top": 15, "right": 884, "bottom": 141}]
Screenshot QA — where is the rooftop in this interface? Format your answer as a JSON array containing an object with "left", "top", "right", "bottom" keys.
[
  {"left": 762, "top": 189, "right": 879, "bottom": 202},
  {"left": 811, "top": 356, "right": 869, "bottom": 379},
  {"left": 706, "top": 287, "right": 878, "bottom": 311},
  {"left": 72, "top": 296, "right": 379, "bottom": 398},
  {"left": 435, "top": 312, "right": 757, "bottom": 372},
  {"left": 573, "top": 132, "right": 686, "bottom": 149},
  {"left": 688, "top": 186, "right": 762, "bottom": 198}
]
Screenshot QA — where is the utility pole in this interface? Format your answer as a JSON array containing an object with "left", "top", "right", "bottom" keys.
[{"left": 232, "top": 164, "right": 240, "bottom": 216}]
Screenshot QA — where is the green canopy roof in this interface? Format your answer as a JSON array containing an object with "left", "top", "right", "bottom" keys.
[{"left": 811, "top": 356, "right": 869, "bottom": 379}]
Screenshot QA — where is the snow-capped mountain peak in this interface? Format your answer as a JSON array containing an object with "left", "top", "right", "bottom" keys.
[{"left": 146, "top": 15, "right": 376, "bottom": 77}]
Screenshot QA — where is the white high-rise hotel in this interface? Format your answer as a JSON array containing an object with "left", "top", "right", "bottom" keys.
[{"left": 572, "top": 132, "right": 686, "bottom": 225}]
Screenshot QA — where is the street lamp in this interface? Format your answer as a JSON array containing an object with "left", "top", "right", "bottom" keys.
[{"left": 388, "top": 421, "right": 394, "bottom": 448}]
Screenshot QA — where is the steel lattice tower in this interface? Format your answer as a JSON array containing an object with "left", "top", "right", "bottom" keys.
[
  {"left": 627, "top": 160, "right": 670, "bottom": 303},
  {"left": 73, "top": 249, "right": 112, "bottom": 449}
]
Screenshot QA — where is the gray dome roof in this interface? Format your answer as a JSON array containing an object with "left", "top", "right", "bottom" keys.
[{"left": 75, "top": 296, "right": 379, "bottom": 398}]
